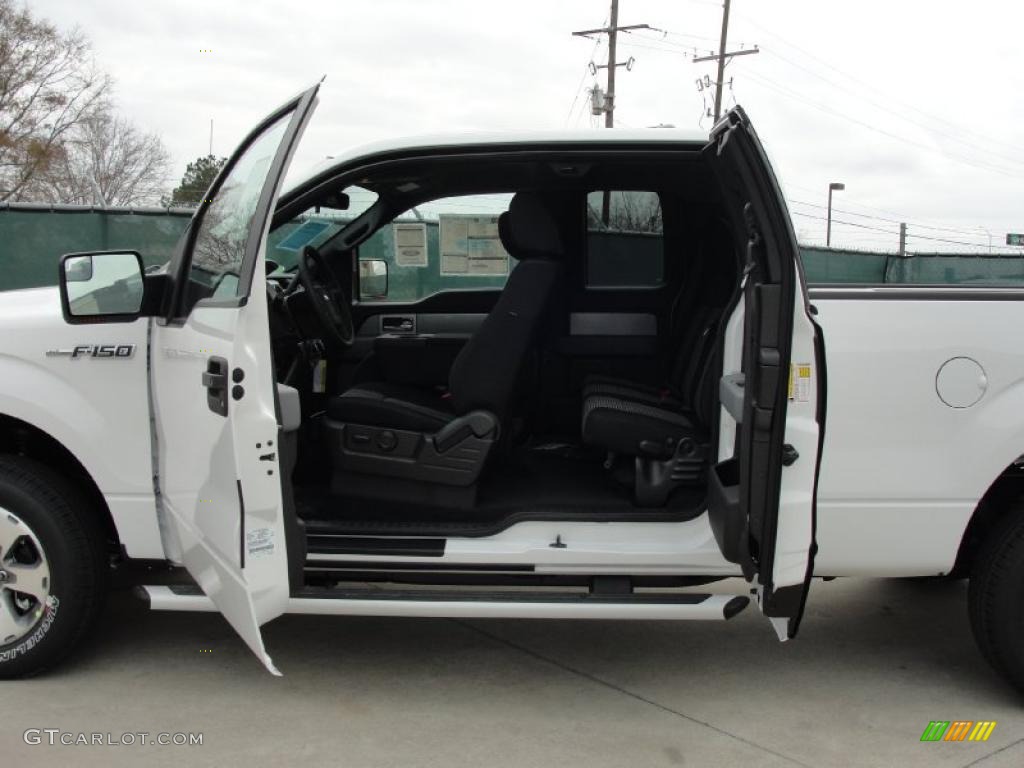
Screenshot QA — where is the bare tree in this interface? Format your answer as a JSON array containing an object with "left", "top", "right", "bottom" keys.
[
  {"left": 0, "top": 0, "right": 110, "bottom": 201},
  {"left": 28, "top": 109, "right": 172, "bottom": 206},
  {"left": 588, "top": 191, "right": 663, "bottom": 233}
]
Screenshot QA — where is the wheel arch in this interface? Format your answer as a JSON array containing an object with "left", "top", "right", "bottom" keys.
[
  {"left": 952, "top": 456, "right": 1024, "bottom": 577},
  {"left": 0, "top": 413, "right": 121, "bottom": 556}
]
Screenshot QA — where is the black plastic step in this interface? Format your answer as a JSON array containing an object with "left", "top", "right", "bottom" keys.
[{"left": 305, "top": 534, "right": 445, "bottom": 557}]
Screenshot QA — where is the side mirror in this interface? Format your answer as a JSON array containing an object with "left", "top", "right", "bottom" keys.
[
  {"left": 59, "top": 251, "right": 145, "bottom": 323},
  {"left": 359, "top": 259, "right": 389, "bottom": 299}
]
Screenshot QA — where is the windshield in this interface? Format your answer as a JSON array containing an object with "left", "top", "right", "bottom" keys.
[{"left": 268, "top": 185, "right": 378, "bottom": 272}]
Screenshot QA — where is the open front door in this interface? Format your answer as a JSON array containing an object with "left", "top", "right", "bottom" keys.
[
  {"left": 149, "top": 84, "right": 319, "bottom": 673},
  {"left": 705, "top": 108, "right": 825, "bottom": 639}
]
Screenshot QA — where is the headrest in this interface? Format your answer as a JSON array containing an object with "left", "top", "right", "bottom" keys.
[{"left": 498, "top": 192, "right": 563, "bottom": 261}]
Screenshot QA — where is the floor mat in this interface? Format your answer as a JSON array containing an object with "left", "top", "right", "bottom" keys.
[{"left": 296, "top": 445, "right": 705, "bottom": 536}]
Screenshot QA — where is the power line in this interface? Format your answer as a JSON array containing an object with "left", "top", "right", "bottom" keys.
[
  {"left": 736, "top": 15, "right": 1024, "bottom": 160},
  {"left": 791, "top": 210, "right": 897, "bottom": 236},
  {"left": 783, "top": 181, "right": 1012, "bottom": 236},
  {"left": 792, "top": 210, "right": 1022, "bottom": 252},
  {"left": 617, "top": 40, "right": 692, "bottom": 57},
  {"left": 661, "top": 29, "right": 724, "bottom": 45},
  {"left": 758, "top": 47, "right": 1024, "bottom": 171},
  {"left": 904, "top": 231, "right": 1020, "bottom": 250},
  {"left": 787, "top": 199, "right": 1006, "bottom": 238},
  {"left": 566, "top": 28, "right": 604, "bottom": 126},
  {"left": 737, "top": 71, "right": 1022, "bottom": 179}
]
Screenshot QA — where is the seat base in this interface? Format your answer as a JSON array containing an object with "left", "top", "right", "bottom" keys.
[
  {"left": 634, "top": 438, "right": 708, "bottom": 507},
  {"left": 325, "top": 407, "right": 499, "bottom": 510},
  {"left": 328, "top": 381, "right": 455, "bottom": 432},
  {"left": 582, "top": 393, "right": 709, "bottom": 508},
  {"left": 331, "top": 469, "right": 480, "bottom": 510},
  {"left": 582, "top": 395, "right": 701, "bottom": 459}
]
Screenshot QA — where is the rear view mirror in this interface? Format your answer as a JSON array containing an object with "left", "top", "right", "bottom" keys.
[
  {"left": 359, "top": 259, "right": 389, "bottom": 299},
  {"left": 321, "top": 191, "right": 350, "bottom": 211},
  {"left": 59, "top": 250, "right": 145, "bottom": 323}
]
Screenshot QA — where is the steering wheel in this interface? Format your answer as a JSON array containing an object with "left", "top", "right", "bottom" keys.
[{"left": 297, "top": 245, "right": 354, "bottom": 348}]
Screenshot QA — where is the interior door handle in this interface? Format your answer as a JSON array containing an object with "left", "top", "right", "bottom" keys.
[
  {"left": 382, "top": 316, "right": 415, "bottom": 333},
  {"left": 204, "top": 356, "right": 229, "bottom": 417}
]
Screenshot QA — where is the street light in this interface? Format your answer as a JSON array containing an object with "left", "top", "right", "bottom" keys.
[{"left": 826, "top": 182, "right": 845, "bottom": 247}]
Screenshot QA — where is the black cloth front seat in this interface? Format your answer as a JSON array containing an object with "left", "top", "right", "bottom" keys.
[{"left": 329, "top": 192, "right": 565, "bottom": 435}]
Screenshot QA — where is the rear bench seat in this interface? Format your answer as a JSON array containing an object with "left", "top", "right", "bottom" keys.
[
  {"left": 582, "top": 318, "right": 720, "bottom": 505},
  {"left": 581, "top": 220, "right": 738, "bottom": 506}
]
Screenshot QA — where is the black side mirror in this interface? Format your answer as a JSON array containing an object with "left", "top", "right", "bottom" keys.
[{"left": 359, "top": 259, "right": 389, "bottom": 299}]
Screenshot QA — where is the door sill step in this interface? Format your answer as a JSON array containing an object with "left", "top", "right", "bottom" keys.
[{"left": 137, "top": 584, "right": 749, "bottom": 621}]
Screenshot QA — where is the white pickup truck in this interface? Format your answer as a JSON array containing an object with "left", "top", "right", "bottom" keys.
[{"left": 2, "top": 84, "right": 1022, "bottom": 692}]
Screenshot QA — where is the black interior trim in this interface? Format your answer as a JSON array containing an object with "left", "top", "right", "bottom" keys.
[
  {"left": 305, "top": 534, "right": 445, "bottom": 557},
  {"left": 290, "top": 586, "right": 721, "bottom": 604},
  {"left": 301, "top": 505, "right": 704, "bottom": 539},
  {"left": 304, "top": 560, "right": 534, "bottom": 572}
]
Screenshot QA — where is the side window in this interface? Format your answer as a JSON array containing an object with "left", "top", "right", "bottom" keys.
[
  {"left": 357, "top": 193, "right": 514, "bottom": 303},
  {"left": 586, "top": 190, "right": 664, "bottom": 288},
  {"left": 182, "top": 111, "right": 291, "bottom": 313}
]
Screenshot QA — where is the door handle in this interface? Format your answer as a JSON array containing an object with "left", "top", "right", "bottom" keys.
[
  {"left": 382, "top": 315, "right": 415, "bottom": 333},
  {"left": 203, "top": 356, "right": 229, "bottom": 417}
]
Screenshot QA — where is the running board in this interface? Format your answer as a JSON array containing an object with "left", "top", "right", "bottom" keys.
[{"left": 138, "top": 585, "right": 749, "bottom": 621}]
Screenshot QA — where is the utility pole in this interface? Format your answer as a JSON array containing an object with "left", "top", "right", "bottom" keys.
[
  {"left": 573, "top": 1, "right": 649, "bottom": 221},
  {"left": 899, "top": 223, "right": 907, "bottom": 256},
  {"left": 713, "top": 0, "right": 731, "bottom": 121},
  {"left": 692, "top": 0, "right": 759, "bottom": 121},
  {"left": 209, "top": 119, "right": 213, "bottom": 156},
  {"left": 605, "top": 0, "right": 619, "bottom": 128},
  {"left": 572, "top": 2, "right": 648, "bottom": 129}
]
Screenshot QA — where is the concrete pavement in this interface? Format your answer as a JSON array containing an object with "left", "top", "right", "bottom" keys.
[{"left": 1, "top": 576, "right": 1021, "bottom": 767}]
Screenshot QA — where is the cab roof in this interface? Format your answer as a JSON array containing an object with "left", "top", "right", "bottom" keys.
[{"left": 283, "top": 128, "right": 710, "bottom": 196}]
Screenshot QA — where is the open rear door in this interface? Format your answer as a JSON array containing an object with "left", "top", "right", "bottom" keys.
[
  {"left": 705, "top": 107, "right": 825, "bottom": 639},
  {"left": 149, "top": 84, "right": 319, "bottom": 673}
]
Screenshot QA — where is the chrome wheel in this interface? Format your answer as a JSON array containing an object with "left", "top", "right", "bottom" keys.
[{"left": 0, "top": 507, "right": 51, "bottom": 645}]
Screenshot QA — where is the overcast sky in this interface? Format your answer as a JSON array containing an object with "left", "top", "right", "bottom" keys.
[{"left": 31, "top": 0, "right": 1024, "bottom": 252}]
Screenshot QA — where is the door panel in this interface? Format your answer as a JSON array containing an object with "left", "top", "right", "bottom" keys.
[
  {"left": 705, "top": 107, "right": 824, "bottom": 638},
  {"left": 150, "top": 84, "right": 320, "bottom": 673},
  {"left": 340, "top": 308, "right": 490, "bottom": 390}
]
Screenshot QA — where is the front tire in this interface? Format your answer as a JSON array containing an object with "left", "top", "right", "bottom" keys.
[
  {"left": 0, "top": 456, "right": 107, "bottom": 678},
  {"left": 968, "top": 506, "right": 1024, "bottom": 693}
]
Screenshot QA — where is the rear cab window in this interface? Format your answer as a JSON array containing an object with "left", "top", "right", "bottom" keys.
[{"left": 586, "top": 190, "right": 664, "bottom": 289}]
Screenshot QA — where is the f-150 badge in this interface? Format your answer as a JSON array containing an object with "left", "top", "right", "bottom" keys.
[{"left": 46, "top": 345, "right": 136, "bottom": 359}]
